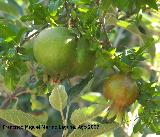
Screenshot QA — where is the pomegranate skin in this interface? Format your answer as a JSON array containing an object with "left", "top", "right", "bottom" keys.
[{"left": 103, "top": 74, "right": 139, "bottom": 121}]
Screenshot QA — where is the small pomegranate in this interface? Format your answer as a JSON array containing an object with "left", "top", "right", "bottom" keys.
[{"left": 103, "top": 73, "right": 139, "bottom": 122}]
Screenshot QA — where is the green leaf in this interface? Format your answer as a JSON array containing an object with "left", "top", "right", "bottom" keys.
[
  {"left": 0, "top": 109, "right": 48, "bottom": 137},
  {"left": 79, "top": 78, "right": 94, "bottom": 95},
  {"left": 133, "top": 120, "right": 142, "bottom": 133},
  {"left": 4, "top": 68, "right": 20, "bottom": 91},
  {"left": 81, "top": 92, "right": 108, "bottom": 104},
  {"left": 0, "top": 22, "right": 19, "bottom": 39},
  {"left": 116, "top": 21, "right": 144, "bottom": 43},
  {"left": 31, "top": 95, "right": 47, "bottom": 111},
  {"left": 152, "top": 96, "right": 160, "bottom": 104},
  {"left": 20, "top": 15, "right": 33, "bottom": 22},
  {"left": 146, "top": 0, "right": 158, "bottom": 10},
  {"left": 131, "top": 67, "right": 150, "bottom": 82},
  {"left": 71, "top": 10, "right": 77, "bottom": 20},
  {"left": 71, "top": 0, "right": 90, "bottom": 5},
  {"left": 100, "top": 0, "right": 112, "bottom": 10},
  {"left": 21, "top": 38, "right": 35, "bottom": 61},
  {"left": 114, "top": 57, "right": 131, "bottom": 73},
  {"left": 106, "top": 17, "right": 145, "bottom": 44},
  {"left": 68, "top": 72, "right": 93, "bottom": 100},
  {"left": 70, "top": 104, "right": 109, "bottom": 126},
  {"left": 0, "top": 74, "right": 11, "bottom": 93},
  {"left": 105, "top": 6, "right": 118, "bottom": 25},
  {"left": 0, "top": 1, "right": 20, "bottom": 16},
  {"left": 70, "top": 78, "right": 94, "bottom": 103},
  {"left": 48, "top": 0, "right": 63, "bottom": 17},
  {"left": 95, "top": 50, "right": 114, "bottom": 68},
  {"left": 49, "top": 85, "right": 68, "bottom": 111},
  {"left": 113, "top": 0, "right": 129, "bottom": 11},
  {"left": 26, "top": 3, "right": 48, "bottom": 25},
  {"left": 68, "top": 123, "right": 119, "bottom": 137}
]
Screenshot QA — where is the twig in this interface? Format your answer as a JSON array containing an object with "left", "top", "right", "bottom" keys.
[
  {"left": 100, "top": 12, "right": 112, "bottom": 48},
  {"left": 0, "top": 96, "right": 11, "bottom": 109},
  {"left": 0, "top": 87, "right": 28, "bottom": 109},
  {"left": 64, "top": 0, "right": 69, "bottom": 12},
  {"left": 60, "top": 110, "right": 65, "bottom": 125},
  {"left": 60, "top": 110, "right": 67, "bottom": 137},
  {"left": 19, "top": 24, "right": 50, "bottom": 46},
  {"left": 13, "top": 88, "right": 28, "bottom": 97},
  {"left": 60, "top": 103, "right": 71, "bottom": 137},
  {"left": 106, "top": 25, "right": 115, "bottom": 32},
  {"left": 118, "top": 12, "right": 134, "bottom": 20},
  {"left": 64, "top": 0, "right": 71, "bottom": 27},
  {"left": 96, "top": 0, "right": 100, "bottom": 5},
  {"left": 65, "top": 103, "right": 70, "bottom": 126}
]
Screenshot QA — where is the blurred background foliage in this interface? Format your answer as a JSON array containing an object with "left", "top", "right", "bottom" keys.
[{"left": 0, "top": 0, "right": 160, "bottom": 137}]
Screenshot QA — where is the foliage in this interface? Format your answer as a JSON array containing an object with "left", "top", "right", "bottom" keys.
[{"left": 0, "top": 0, "right": 160, "bottom": 137}]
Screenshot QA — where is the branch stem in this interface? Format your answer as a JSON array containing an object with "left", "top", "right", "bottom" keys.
[
  {"left": 100, "top": 12, "right": 112, "bottom": 48},
  {"left": 19, "top": 24, "right": 49, "bottom": 46}
]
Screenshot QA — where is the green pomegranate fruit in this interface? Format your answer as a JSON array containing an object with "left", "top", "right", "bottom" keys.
[
  {"left": 103, "top": 74, "right": 139, "bottom": 122},
  {"left": 72, "top": 38, "right": 96, "bottom": 75},
  {"left": 33, "top": 27, "right": 76, "bottom": 78}
]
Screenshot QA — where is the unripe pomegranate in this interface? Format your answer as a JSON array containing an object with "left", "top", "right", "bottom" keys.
[
  {"left": 33, "top": 27, "right": 77, "bottom": 78},
  {"left": 72, "top": 38, "right": 96, "bottom": 75},
  {"left": 103, "top": 74, "right": 139, "bottom": 122}
]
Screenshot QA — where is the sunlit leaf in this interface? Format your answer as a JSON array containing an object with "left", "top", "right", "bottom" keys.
[
  {"left": 49, "top": 85, "right": 68, "bottom": 111},
  {"left": 70, "top": 104, "right": 109, "bottom": 126},
  {"left": 81, "top": 92, "right": 108, "bottom": 104},
  {"left": 68, "top": 123, "right": 119, "bottom": 137},
  {"left": 0, "top": 109, "right": 48, "bottom": 137}
]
